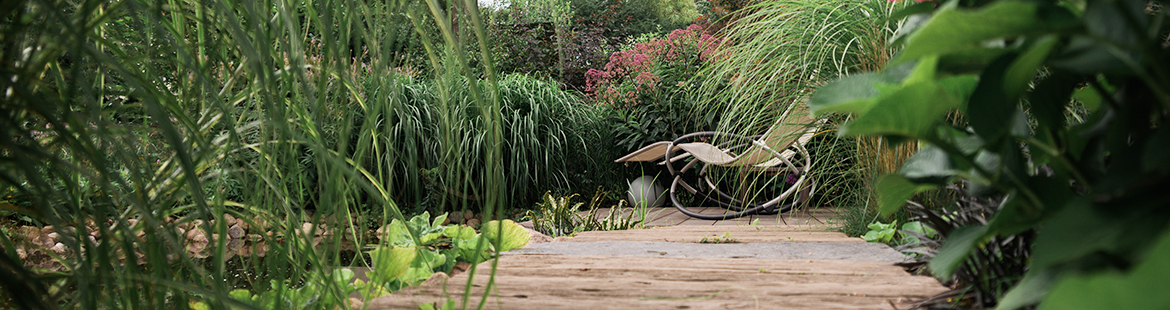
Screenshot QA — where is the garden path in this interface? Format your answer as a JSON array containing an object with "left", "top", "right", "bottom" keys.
[{"left": 366, "top": 208, "right": 948, "bottom": 309}]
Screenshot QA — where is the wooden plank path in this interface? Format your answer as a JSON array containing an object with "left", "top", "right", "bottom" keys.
[{"left": 368, "top": 208, "right": 948, "bottom": 309}]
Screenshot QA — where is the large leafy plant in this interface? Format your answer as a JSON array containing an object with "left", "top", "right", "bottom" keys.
[
  {"left": 810, "top": 0, "right": 1170, "bottom": 308},
  {"left": 369, "top": 212, "right": 530, "bottom": 293}
]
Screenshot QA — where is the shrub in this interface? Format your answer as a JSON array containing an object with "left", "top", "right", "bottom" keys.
[{"left": 584, "top": 24, "right": 723, "bottom": 151}]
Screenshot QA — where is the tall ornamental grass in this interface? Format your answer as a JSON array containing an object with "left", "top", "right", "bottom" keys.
[
  {"left": 0, "top": 0, "right": 529, "bottom": 308},
  {"left": 688, "top": 0, "right": 908, "bottom": 222}
]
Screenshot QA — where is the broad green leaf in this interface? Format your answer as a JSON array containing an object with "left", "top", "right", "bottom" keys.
[
  {"left": 432, "top": 212, "right": 449, "bottom": 228},
  {"left": 876, "top": 174, "right": 936, "bottom": 217},
  {"left": 1030, "top": 72, "right": 1079, "bottom": 131},
  {"left": 443, "top": 225, "right": 477, "bottom": 240},
  {"left": 408, "top": 211, "right": 432, "bottom": 232},
  {"left": 987, "top": 194, "right": 1042, "bottom": 236},
  {"left": 420, "top": 232, "right": 443, "bottom": 245},
  {"left": 1050, "top": 0, "right": 1145, "bottom": 74},
  {"left": 899, "top": 145, "right": 956, "bottom": 184},
  {"left": 896, "top": 1, "right": 1076, "bottom": 63},
  {"left": 808, "top": 73, "right": 887, "bottom": 115},
  {"left": 929, "top": 225, "right": 989, "bottom": 280},
  {"left": 380, "top": 220, "right": 415, "bottom": 247},
  {"left": 189, "top": 302, "right": 210, "bottom": 310},
  {"left": 1004, "top": 36, "right": 1059, "bottom": 99},
  {"left": 1037, "top": 229, "right": 1170, "bottom": 310},
  {"left": 938, "top": 127, "right": 985, "bottom": 155},
  {"left": 901, "top": 221, "right": 937, "bottom": 239},
  {"left": 229, "top": 289, "right": 252, "bottom": 302},
  {"left": 401, "top": 265, "right": 436, "bottom": 284},
  {"left": 996, "top": 269, "right": 1056, "bottom": 310},
  {"left": 331, "top": 268, "right": 355, "bottom": 287},
  {"left": 457, "top": 235, "right": 491, "bottom": 263},
  {"left": 939, "top": 48, "right": 1011, "bottom": 73},
  {"left": 1031, "top": 199, "right": 1120, "bottom": 270},
  {"left": 1070, "top": 85, "right": 1102, "bottom": 112},
  {"left": 971, "top": 149, "right": 1002, "bottom": 183},
  {"left": 480, "top": 219, "right": 532, "bottom": 252},
  {"left": 966, "top": 55, "right": 1015, "bottom": 142},
  {"left": 938, "top": 74, "right": 979, "bottom": 105},
  {"left": 369, "top": 246, "right": 417, "bottom": 281},
  {"left": 1143, "top": 125, "right": 1170, "bottom": 173},
  {"left": 809, "top": 62, "right": 918, "bottom": 116},
  {"left": 839, "top": 81, "right": 958, "bottom": 138},
  {"left": 903, "top": 55, "right": 939, "bottom": 85},
  {"left": 415, "top": 250, "right": 446, "bottom": 270}
]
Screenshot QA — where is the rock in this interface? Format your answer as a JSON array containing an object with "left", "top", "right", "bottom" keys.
[
  {"left": 302, "top": 223, "right": 315, "bottom": 236},
  {"left": 228, "top": 225, "right": 245, "bottom": 239},
  {"left": 126, "top": 218, "right": 137, "bottom": 226},
  {"left": 17, "top": 226, "right": 38, "bottom": 238},
  {"left": 449, "top": 212, "right": 463, "bottom": 223},
  {"left": 46, "top": 232, "right": 59, "bottom": 242},
  {"left": 50, "top": 242, "right": 67, "bottom": 255},
  {"left": 441, "top": 217, "right": 452, "bottom": 226},
  {"left": 226, "top": 239, "right": 244, "bottom": 253},
  {"left": 465, "top": 218, "right": 480, "bottom": 227},
  {"left": 187, "top": 232, "right": 209, "bottom": 254},
  {"left": 420, "top": 272, "right": 448, "bottom": 287},
  {"left": 223, "top": 213, "right": 236, "bottom": 226},
  {"left": 40, "top": 226, "right": 54, "bottom": 235},
  {"left": 524, "top": 227, "right": 553, "bottom": 247},
  {"left": 186, "top": 228, "right": 205, "bottom": 241},
  {"left": 235, "top": 218, "right": 248, "bottom": 230},
  {"left": 32, "top": 231, "right": 54, "bottom": 248}
]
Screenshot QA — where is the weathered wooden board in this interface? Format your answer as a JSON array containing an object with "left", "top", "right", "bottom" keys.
[
  {"left": 368, "top": 255, "right": 947, "bottom": 310},
  {"left": 559, "top": 225, "right": 860, "bottom": 243}
]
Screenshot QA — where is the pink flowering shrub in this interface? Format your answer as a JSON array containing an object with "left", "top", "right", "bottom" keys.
[
  {"left": 585, "top": 24, "right": 722, "bottom": 108},
  {"left": 584, "top": 24, "right": 724, "bottom": 151}
]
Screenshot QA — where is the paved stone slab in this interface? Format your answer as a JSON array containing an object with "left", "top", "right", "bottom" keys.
[{"left": 506, "top": 241, "right": 911, "bottom": 262}]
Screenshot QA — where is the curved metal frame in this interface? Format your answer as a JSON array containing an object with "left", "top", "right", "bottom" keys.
[{"left": 661, "top": 131, "right": 815, "bottom": 220}]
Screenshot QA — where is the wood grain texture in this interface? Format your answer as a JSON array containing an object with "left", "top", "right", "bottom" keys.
[{"left": 368, "top": 255, "right": 946, "bottom": 309}]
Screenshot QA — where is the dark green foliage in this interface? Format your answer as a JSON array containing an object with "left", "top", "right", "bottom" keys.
[
  {"left": 353, "top": 73, "right": 607, "bottom": 215},
  {"left": 569, "top": 0, "right": 689, "bottom": 39},
  {"left": 811, "top": 0, "right": 1170, "bottom": 307}
]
